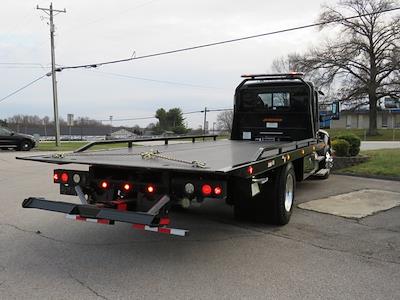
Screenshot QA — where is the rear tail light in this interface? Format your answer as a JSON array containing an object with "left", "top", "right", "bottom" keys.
[
  {"left": 61, "top": 172, "right": 69, "bottom": 183},
  {"left": 100, "top": 180, "right": 109, "bottom": 189},
  {"left": 201, "top": 184, "right": 212, "bottom": 196},
  {"left": 214, "top": 186, "right": 222, "bottom": 196}
]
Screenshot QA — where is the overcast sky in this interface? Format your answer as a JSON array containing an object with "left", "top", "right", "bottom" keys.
[{"left": 0, "top": 0, "right": 337, "bottom": 128}]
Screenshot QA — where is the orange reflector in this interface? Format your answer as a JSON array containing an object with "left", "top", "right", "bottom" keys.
[
  {"left": 214, "top": 186, "right": 222, "bottom": 196},
  {"left": 61, "top": 172, "right": 69, "bottom": 183},
  {"left": 123, "top": 183, "right": 132, "bottom": 191},
  {"left": 201, "top": 184, "right": 212, "bottom": 196},
  {"left": 147, "top": 185, "right": 155, "bottom": 193}
]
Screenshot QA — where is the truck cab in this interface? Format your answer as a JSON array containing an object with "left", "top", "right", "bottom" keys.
[{"left": 232, "top": 73, "right": 319, "bottom": 142}]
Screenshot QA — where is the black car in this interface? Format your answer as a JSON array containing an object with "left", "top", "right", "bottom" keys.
[{"left": 0, "top": 127, "right": 37, "bottom": 151}]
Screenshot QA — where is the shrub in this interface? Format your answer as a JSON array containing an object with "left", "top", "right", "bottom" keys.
[
  {"left": 336, "top": 133, "right": 361, "bottom": 156},
  {"left": 332, "top": 139, "right": 350, "bottom": 157}
]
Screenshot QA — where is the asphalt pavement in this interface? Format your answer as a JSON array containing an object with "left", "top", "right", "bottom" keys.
[{"left": 0, "top": 151, "right": 399, "bottom": 299}]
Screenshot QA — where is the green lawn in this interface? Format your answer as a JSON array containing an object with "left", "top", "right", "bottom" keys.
[
  {"left": 341, "top": 149, "right": 400, "bottom": 178},
  {"left": 36, "top": 141, "right": 88, "bottom": 151},
  {"left": 327, "top": 129, "right": 400, "bottom": 141}
]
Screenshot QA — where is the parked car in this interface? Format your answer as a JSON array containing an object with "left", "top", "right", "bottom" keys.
[{"left": 0, "top": 127, "right": 37, "bottom": 151}]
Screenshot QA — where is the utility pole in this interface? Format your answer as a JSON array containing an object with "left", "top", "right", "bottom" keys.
[
  {"left": 203, "top": 107, "right": 208, "bottom": 136},
  {"left": 109, "top": 115, "right": 113, "bottom": 136},
  {"left": 37, "top": 3, "right": 66, "bottom": 146}
]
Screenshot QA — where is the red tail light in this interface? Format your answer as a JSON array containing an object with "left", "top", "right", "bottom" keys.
[
  {"left": 61, "top": 172, "right": 69, "bottom": 183},
  {"left": 201, "top": 184, "right": 212, "bottom": 196},
  {"left": 214, "top": 186, "right": 222, "bottom": 196},
  {"left": 123, "top": 183, "right": 132, "bottom": 192},
  {"left": 100, "top": 181, "right": 109, "bottom": 189},
  {"left": 147, "top": 184, "right": 155, "bottom": 193}
]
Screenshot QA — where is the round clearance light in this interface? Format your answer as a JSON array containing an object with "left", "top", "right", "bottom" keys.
[
  {"left": 72, "top": 173, "right": 81, "bottom": 184},
  {"left": 123, "top": 183, "right": 132, "bottom": 192},
  {"left": 53, "top": 173, "right": 60, "bottom": 181},
  {"left": 100, "top": 181, "right": 109, "bottom": 189},
  {"left": 201, "top": 184, "right": 212, "bottom": 196},
  {"left": 184, "top": 183, "right": 195, "bottom": 194},
  {"left": 214, "top": 186, "right": 222, "bottom": 196},
  {"left": 61, "top": 172, "right": 69, "bottom": 183},
  {"left": 147, "top": 184, "right": 155, "bottom": 193}
]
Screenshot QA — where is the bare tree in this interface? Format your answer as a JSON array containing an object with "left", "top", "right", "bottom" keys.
[
  {"left": 287, "top": 0, "right": 400, "bottom": 135},
  {"left": 216, "top": 110, "right": 234, "bottom": 132},
  {"left": 271, "top": 53, "right": 301, "bottom": 73}
]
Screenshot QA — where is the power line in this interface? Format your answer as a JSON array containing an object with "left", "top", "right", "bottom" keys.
[
  {"left": 87, "top": 70, "right": 222, "bottom": 90},
  {"left": 99, "top": 108, "right": 233, "bottom": 122},
  {"left": 55, "top": 6, "right": 400, "bottom": 71},
  {"left": 0, "top": 74, "right": 48, "bottom": 104}
]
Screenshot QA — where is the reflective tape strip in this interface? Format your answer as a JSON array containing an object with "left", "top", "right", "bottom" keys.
[
  {"left": 65, "top": 214, "right": 112, "bottom": 225},
  {"left": 132, "top": 224, "right": 188, "bottom": 237}
]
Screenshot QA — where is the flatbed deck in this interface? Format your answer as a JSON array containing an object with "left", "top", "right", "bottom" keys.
[{"left": 17, "top": 139, "right": 317, "bottom": 174}]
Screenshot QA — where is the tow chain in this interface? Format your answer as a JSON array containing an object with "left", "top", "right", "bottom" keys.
[{"left": 140, "top": 149, "right": 207, "bottom": 169}]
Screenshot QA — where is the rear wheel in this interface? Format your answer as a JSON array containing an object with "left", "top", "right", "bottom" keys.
[{"left": 260, "top": 163, "right": 296, "bottom": 225}]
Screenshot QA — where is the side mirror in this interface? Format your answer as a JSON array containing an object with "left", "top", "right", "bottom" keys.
[{"left": 10, "top": 132, "right": 15, "bottom": 136}]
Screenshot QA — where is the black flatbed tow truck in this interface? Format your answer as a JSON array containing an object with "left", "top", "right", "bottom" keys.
[{"left": 18, "top": 73, "right": 336, "bottom": 236}]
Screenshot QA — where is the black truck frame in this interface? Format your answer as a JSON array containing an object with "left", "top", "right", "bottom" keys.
[{"left": 18, "top": 73, "right": 334, "bottom": 236}]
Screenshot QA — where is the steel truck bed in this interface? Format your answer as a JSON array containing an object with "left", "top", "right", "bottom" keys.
[{"left": 17, "top": 138, "right": 312, "bottom": 173}]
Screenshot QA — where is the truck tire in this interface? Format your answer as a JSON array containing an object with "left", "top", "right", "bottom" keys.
[{"left": 262, "top": 163, "right": 296, "bottom": 225}]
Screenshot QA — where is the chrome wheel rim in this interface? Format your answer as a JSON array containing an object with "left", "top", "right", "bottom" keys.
[{"left": 284, "top": 173, "right": 294, "bottom": 212}]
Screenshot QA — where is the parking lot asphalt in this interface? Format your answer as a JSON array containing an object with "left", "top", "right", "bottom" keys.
[{"left": 0, "top": 151, "right": 399, "bottom": 299}]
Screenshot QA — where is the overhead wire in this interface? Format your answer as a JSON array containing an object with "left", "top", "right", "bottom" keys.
[
  {"left": 55, "top": 6, "right": 400, "bottom": 71},
  {"left": 0, "top": 74, "right": 48, "bottom": 104},
  {"left": 3, "top": 6, "right": 399, "bottom": 108},
  {"left": 99, "top": 108, "right": 233, "bottom": 122},
  {"left": 87, "top": 70, "right": 222, "bottom": 90}
]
